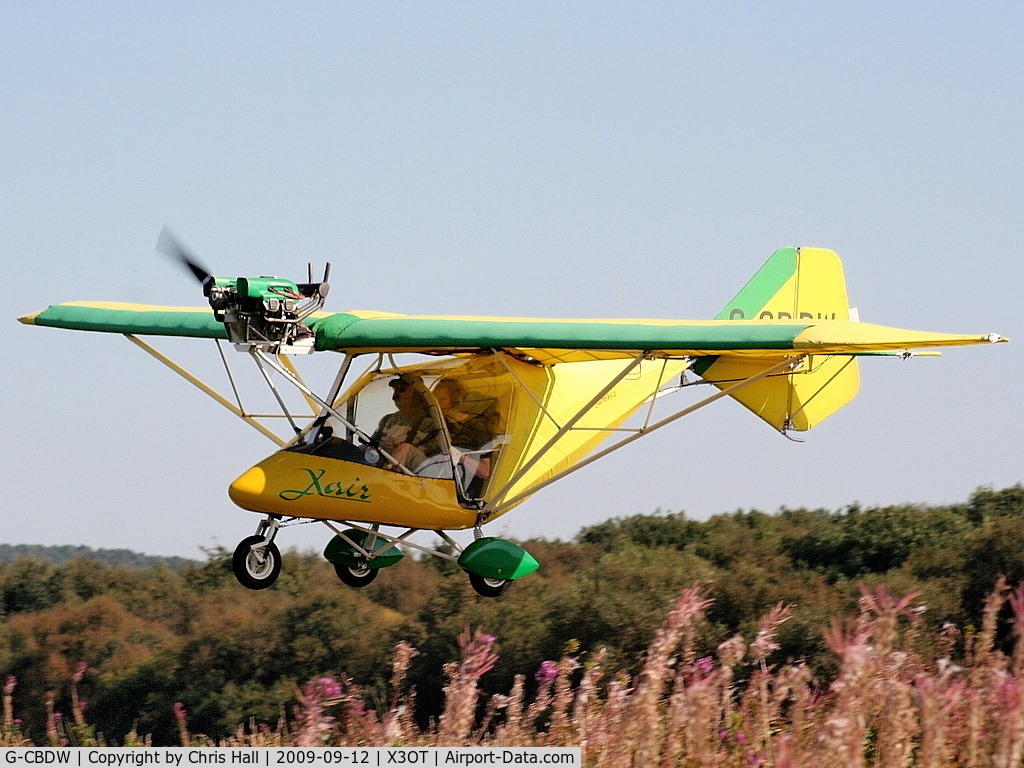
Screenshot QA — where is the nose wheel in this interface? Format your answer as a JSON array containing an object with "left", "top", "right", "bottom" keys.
[
  {"left": 232, "top": 535, "right": 282, "bottom": 589},
  {"left": 232, "top": 517, "right": 283, "bottom": 590}
]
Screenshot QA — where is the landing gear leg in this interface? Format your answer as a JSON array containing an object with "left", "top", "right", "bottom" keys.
[
  {"left": 333, "top": 525, "right": 380, "bottom": 588},
  {"left": 232, "top": 516, "right": 283, "bottom": 590}
]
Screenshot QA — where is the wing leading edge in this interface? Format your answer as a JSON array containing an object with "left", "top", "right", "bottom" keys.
[
  {"left": 19, "top": 302, "right": 1004, "bottom": 363},
  {"left": 309, "top": 311, "right": 1004, "bottom": 364},
  {"left": 19, "top": 302, "right": 228, "bottom": 339}
]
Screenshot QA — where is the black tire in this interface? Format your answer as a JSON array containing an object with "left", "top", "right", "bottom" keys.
[
  {"left": 468, "top": 571, "right": 511, "bottom": 598},
  {"left": 334, "top": 562, "right": 378, "bottom": 588},
  {"left": 232, "top": 535, "right": 282, "bottom": 590}
]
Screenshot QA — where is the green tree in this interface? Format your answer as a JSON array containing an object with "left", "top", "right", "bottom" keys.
[{"left": 966, "top": 484, "right": 1024, "bottom": 524}]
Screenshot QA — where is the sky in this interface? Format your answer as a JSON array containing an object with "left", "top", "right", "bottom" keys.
[{"left": 3, "top": 1, "right": 1022, "bottom": 561}]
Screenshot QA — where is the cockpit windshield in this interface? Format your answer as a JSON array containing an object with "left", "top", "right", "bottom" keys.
[{"left": 288, "top": 356, "right": 511, "bottom": 506}]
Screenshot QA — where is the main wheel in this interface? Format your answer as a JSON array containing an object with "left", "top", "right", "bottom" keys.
[
  {"left": 232, "top": 535, "right": 282, "bottom": 590},
  {"left": 334, "top": 562, "right": 378, "bottom": 588},
  {"left": 468, "top": 571, "right": 511, "bottom": 598}
]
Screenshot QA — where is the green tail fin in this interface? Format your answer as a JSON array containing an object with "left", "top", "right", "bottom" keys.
[
  {"left": 715, "top": 246, "right": 853, "bottom": 322},
  {"left": 699, "top": 247, "right": 860, "bottom": 432}
]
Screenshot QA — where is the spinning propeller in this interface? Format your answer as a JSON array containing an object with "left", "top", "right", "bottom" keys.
[
  {"left": 155, "top": 226, "right": 331, "bottom": 352},
  {"left": 156, "top": 226, "right": 214, "bottom": 290}
]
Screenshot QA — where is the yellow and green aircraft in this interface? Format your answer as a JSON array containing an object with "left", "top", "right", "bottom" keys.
[{"left": 18, "top": 237, "right": 1007, "bottom": 596}]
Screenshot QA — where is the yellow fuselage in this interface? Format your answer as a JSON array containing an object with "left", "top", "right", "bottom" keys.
[{"left": 228, "top": 449, "right": 478, "bottom": 530}]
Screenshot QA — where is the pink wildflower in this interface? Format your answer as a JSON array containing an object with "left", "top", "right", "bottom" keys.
[
  {"left": 535, "top": 661, "right": 558, "bottom": 683},
  {"left": 315, "top": 678, "right": 343, "bottom": 701}
]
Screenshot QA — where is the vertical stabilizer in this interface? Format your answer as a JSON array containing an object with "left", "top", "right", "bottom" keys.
[
  {"left": 696, "top": 247, "right": 860, "bottom": 432},
  {"left": 716, "top": 246, "right": 852, "bottom": 322}
]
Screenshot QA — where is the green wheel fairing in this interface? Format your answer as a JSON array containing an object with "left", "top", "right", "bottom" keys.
[
  {"left": 457, "top": 537, "right": 539, "bottom": 580},
  {"left": 323, "top": 529, "right": 404, "bottom": 569}
]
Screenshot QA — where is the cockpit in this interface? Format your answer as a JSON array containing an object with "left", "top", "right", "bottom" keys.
[{"left": 287, "top": 356, "right": 512, "bottom": 508}]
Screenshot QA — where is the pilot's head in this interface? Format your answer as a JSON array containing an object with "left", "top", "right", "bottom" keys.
[
  {"left": 389, "top": 377, "right": 426, "bottom": 413},
  {"left": 434, "top": 378, "right": 467, "bottom": 410}
]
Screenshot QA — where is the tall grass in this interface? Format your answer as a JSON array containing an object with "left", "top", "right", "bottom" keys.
[{"left": 6, "top": 580, "right": 1024, "bottom": 767}]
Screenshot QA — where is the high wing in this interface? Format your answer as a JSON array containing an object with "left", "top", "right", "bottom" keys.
[
  {"left": 18, "top": 301, "right": 1004, "bottom": 364},
  {"left": 309, "top": 310, "right": 1004, "bottom": 363},
  {"left": 19, "top": 302, "right": 229, "bottom": 339}
]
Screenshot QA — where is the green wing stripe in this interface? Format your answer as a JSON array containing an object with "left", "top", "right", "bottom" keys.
[
  {"left": 313, "top": 314, "right": 810, "bottom": 352},
  {"left": 19, "top": 303, "right": 227, "bottom": 339},
  {"left": 23, "top": 304, "right": 999, "bottom": 358},
  {"left": 715, "top": 247, "right": 797, "bottom": 320}
]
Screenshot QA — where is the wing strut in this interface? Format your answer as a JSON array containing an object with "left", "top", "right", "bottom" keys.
[
  {"left": 486, "top": 351, "right": 651, "bottom": 511},
  {"left": 249, "top": 349, "right": 304, "bottom": 435},
  {"left": 480, "top": 354, "right": 807, "bottom": 520},
  {"left": 124, "top": 334, "right": 288, "bottom": 446}
]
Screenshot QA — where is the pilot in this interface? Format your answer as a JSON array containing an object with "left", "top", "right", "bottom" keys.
[
  {"left": 433, "top": 377, "right": 499, "bottom": 483},
  {"left": 370, "top": 377, "right": 441, "bottom": 472},
  {"left": 433, "top": 378, "right": 494, "bottom": 450}
]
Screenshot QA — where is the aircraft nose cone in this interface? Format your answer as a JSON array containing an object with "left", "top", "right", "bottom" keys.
[{"left": 229, "top": 466, "right": 267, "bottom": 508}]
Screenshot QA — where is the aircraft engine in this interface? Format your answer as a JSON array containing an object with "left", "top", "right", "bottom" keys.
[{"left": 158, "top": 226, "right": 330, "bottom": 352}]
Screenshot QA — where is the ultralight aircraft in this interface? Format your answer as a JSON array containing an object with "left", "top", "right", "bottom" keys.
[{"left": 18, "top": 235, "right": 1008, "bottom": 596}]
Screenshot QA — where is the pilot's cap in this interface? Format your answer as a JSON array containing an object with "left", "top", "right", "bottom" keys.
[{"left": 389, "top": 377, "right": 415, "bottom": 391}]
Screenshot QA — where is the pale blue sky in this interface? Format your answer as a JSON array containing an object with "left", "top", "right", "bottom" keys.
[{"left": 4, "top": 1, "right": 1021, "bottom": 559}]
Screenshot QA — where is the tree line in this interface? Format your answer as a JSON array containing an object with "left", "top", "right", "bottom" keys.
[
  {"left": 0, "top": 544, "right": 195, "bottom": 570},
  {"left": 1, "top": 483, "right": 1022, "bottom": 745}
]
